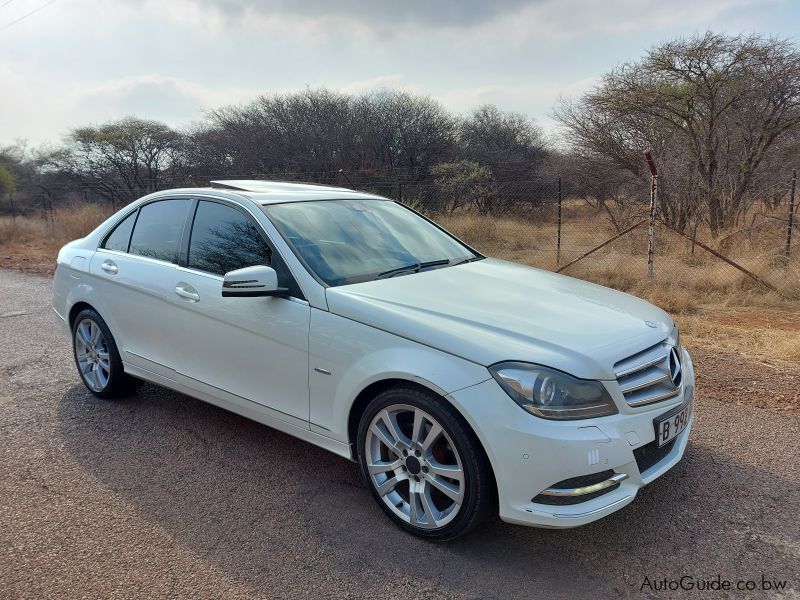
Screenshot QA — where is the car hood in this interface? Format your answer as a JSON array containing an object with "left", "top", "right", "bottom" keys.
[{"left": 325, "top": 258, "right": 673, "bottom": 380}]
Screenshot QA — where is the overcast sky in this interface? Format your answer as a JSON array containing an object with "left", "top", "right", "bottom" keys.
[{"left": 1, "top": 0, "right": 799, "bottom": 146}]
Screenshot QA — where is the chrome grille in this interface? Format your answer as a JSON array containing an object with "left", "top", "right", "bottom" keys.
[{"left": 614, "top": 341, "right": 682, "bottom": 407}]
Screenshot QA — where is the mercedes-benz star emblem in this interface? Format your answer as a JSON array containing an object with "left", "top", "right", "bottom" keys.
[{"left": 669, "top": 346, "right": 682, "bottom": 386}]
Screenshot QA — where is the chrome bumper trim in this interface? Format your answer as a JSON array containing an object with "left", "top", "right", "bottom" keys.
[
  {"left": 551, "top": 495, "right": 633, "bottom": 519},
  {"left": 539, "top": 473, "right": 629, "bottom": 497}
]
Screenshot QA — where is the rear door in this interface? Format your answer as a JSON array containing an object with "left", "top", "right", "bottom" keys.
[
  {"left": 90, "top": 198, "right": 192, "bottom": 379},
  {"left": 170, "top": 198, "right": 311, "bottom": 427}
]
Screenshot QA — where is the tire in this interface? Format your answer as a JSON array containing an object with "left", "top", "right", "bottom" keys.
[
  {"left": 71, "top": 308, "right": 141, "bottom": 399},
  {"left": 357, "top": 385, "right": 494, "bottom": 541}
]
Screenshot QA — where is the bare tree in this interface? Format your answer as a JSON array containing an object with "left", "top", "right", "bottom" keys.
[
  {"left": 42, "top": 117, "right": 188, "bottom": 204},
  {"left": 352, "top": 89, "right": 456, "bottom": 178},
  {"left": 555, "top": 32, "right": 800, "bottom": 234},
  {"left": 200, "top": 88, "right": 457, "bottom": 186},
  {"left": 459, "top": 104, "right": 547, "bottom": 180}
]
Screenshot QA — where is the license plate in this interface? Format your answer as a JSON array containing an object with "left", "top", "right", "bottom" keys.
[{"left": 654, "top": 388, "right": 693, "bottom": 448}]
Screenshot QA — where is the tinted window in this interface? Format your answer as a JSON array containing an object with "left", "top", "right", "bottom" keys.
[
  {"left": 102, "top": 210, "right": 137, "bottom": 252},
  {"left": 129, "top": 200, "right": 190, "bottom": 263},
  {"left": 188, "top": 201, "right": 272, "bottom": 275},
  {"left": 188, "top": 201, "right": 302, "bottom": 298}
]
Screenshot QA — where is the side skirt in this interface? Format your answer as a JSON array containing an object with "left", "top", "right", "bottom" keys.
[{"left": 123, "top": 362, "right": 354, "bottom": 461}]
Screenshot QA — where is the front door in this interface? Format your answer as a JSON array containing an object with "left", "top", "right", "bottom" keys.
[{"left": 170, "top": 199, "right": 311, "bottom": 427}]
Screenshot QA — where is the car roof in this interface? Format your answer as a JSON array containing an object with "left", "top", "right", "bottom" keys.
[{"left": 208, "top": 180, "right": 389, "bottom": 205}]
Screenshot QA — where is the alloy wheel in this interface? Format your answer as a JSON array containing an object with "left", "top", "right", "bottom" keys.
[
  {"left": 74, "top": 318, "right": 111, "bottom": 392},
  {"left": 365, "top": 404, "right": 465, "bottom": 530}
]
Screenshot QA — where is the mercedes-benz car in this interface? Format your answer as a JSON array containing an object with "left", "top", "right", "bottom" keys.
[{"left": 53, "top": 180, "right": 694, "bottom": 540}]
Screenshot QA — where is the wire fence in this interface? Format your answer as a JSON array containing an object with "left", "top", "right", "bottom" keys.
[
  {"left": 353, "top": 173, "right": 800, "bottom": 300},
  {"left": 2, "top": 170, "right": 798, "bottom": 300}
]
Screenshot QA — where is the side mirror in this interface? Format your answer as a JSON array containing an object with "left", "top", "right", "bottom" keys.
[{"left": 222, "top": 265, "right": 288, "bottom": 298}]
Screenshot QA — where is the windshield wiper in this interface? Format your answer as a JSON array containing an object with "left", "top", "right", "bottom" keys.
[
  {"left": 450, "top": 256, "right": 484, "bottom": 267},
  {"left": 377, "top": 259, "right": 451, "bottom": 279}
]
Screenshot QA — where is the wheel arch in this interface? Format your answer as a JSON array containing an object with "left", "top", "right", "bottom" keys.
[
  {"left": 68, "top": 300, "right": 98, "bottom": 329},
  {"left": 347, "top": 378, "right": 435, "bottom": 457}
]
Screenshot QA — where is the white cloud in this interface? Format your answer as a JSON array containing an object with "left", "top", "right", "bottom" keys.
[
  {"left": 0, "top": 69, "right": 259, "bottom": 143},
  {"left": 128, "top": 0, "right": 536, "bottom": 32},
  {"left": 0, "top": 0, "right": 795, "bottom": 146},
  {"left": 436, "top": 77, "right": 599, "bottom": 116},
  {"left": 0, "top": 63, "right": 70, "bottom": 143},
  {"left": 68, "top": 74, "right": 260, "bottom": 116},
  {"left": 459, "top": 0, "right": 778, "bottom": 43},
  {"left": 340, "top": 74, "right": 406, "bottom": 94},
  {"left": 0, "top": 70, "right": 427, "bottom": 144},
  {"left": 124, "top": 0, "right": 779, "bottom": 42}
]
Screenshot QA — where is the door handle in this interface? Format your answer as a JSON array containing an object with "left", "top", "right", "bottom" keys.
[
  {"left": 101, "top": 260, "right": 118, "bottom": 274},
  {"left": 174, "top": 284, "right": 200, "bottom": 302}
]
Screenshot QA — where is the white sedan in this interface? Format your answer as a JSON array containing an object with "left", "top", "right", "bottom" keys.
[{"left": 53, "top": 180, "right": 694, "bottom": 540}]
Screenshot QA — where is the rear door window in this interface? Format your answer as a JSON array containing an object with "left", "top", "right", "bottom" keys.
[
  {"left": 129, "top": 200, "right": 191, "bottom": 263},
  {"left": 102, "top": 210, "right": 137, "bottom": 252}
]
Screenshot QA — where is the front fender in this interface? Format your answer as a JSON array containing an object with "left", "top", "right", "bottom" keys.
[{"left": 309, "top": 308, "right": 490, "bottom": 444}]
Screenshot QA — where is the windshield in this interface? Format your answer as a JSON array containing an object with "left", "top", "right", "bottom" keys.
[{"left": 263, "top": 199, "right": 477, "bottom": 286}]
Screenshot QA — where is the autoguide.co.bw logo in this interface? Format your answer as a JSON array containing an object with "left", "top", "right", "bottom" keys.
[{"left": 640, "top": 574, "right": 790, "bottom": 593}]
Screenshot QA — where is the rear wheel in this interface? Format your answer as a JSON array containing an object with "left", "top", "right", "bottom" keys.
[
  {"left": 357, "top": 385, "right": 493, "bottom": 541},
  {"left": 72, "top": 308, "right": 141, "bottom": 399}
]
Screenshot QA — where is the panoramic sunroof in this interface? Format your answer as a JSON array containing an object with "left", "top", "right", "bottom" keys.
[{"left": 209, "top": 180, "right": 351, "bottom": 193}]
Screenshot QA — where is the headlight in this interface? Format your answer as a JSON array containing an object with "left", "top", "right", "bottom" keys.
[{"left": 489, "top": 362, "right": 617, "bottom": 420}]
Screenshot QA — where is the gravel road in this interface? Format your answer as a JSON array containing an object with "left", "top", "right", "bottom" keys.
[{"left": 1, "top": 269, "right": 798, "bottom": 599}]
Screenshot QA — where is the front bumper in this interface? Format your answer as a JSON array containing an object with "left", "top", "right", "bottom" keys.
[{"left": 447, "top": 348, "right": 695, "bottom": 528}]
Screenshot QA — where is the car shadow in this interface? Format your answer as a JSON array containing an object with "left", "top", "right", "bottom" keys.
[{"left": 57, "top": 383, "right": 799, "bottom": 598}]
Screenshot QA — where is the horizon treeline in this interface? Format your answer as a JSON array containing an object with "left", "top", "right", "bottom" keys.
[{"left": 2, "top": 31, "right": 799, "bottom": 233}]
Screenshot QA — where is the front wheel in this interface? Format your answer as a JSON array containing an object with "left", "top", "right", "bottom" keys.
[{"left": 357, "top": 386, "right": 494, "bottom": 541}]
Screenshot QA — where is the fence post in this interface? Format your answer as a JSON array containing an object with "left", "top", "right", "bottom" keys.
[
  {"left": 8, "top": 193, "right": 15, "bottom": 222},
  {"left": 643, "top": 150, "right": 658, "bottom": 283},
  {"left": 337, "top": 168, "right": 354, "bottom": 189},
  {"left": 786, "top": 168, "right": 797, "bottom": 261},
  {"left": 556, "top": 176, "right": 562, "bottom": 266}
]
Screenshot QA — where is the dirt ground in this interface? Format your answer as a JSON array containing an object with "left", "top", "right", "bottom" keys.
[
  {"left": 2, "top": 268, "right": 798, "bottom": 599},
  {"left": 691, "top": 348, "right": 800, "bottom": 414},
  {"left": 0, "top": 248, "right": 55, "bottom": 277}
]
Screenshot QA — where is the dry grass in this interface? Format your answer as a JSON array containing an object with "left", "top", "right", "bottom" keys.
[
  {"left": 0, "top": 215, "right": 44, "bottom": 246},
  {"left": 0, "top": 204, "right": 111, "bottom": 249},
  {"left": 0, "top": 205, "right": 112, "bottom": 274},
  {"left": 679, "top": 309, "right": 800, "bottom": 366},
  {"left": 441, "top": 208, "right": 800, "bottom": 309}
]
